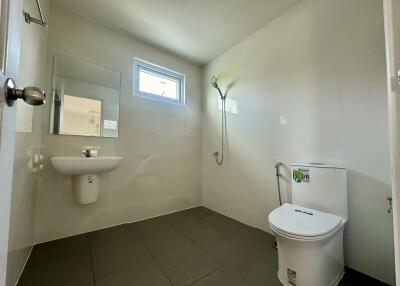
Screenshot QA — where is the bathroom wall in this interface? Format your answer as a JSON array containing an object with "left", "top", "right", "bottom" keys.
[
  {"left": 202, "top": 0, "right": 395, "bottom": 284},
  {"left": 7, "top": 0, "right": 49, "bottom": 285},
  {"left": 34, "top": 3, "right": 202, "bottom": 243}
]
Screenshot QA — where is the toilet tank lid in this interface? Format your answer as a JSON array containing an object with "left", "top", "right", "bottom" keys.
[
  {"left": 291, "top": 163, "right": 346, "bottom": 169},
  {"left": 268, "top": 204, "right": 343, "bottom": 237}
]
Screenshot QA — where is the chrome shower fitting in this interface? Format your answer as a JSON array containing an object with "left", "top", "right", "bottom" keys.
[
  {"left": 273, "top": 162, "right": 284, "bottom": 250},
  {"left": 275, "top": 162, "right": 284, "bottom": 206},
  {"left": 24, "top": 0, "right": 48, "bottom": 28},
  {"left": 211, "top": 76, "right": 226, "bottom": 100},
  {"left": 211, "top": 76, "right": 227, "bottom": 166}
]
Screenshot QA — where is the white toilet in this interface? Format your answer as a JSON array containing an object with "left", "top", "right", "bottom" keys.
[{"left": 268, "top": 163, "right": 347, "bottom": 286}]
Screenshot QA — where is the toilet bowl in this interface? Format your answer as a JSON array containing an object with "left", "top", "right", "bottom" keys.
[
  {"left": 269, "top": 203, "right": 346, "bottom": 286},
  {"left": 268, "top": 163, "right": 348, "bottom": 286}
]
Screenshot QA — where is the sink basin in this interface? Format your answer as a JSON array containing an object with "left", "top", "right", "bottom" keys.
[{"left": 51, "top": 156, "right": 123, "bottom": 176}]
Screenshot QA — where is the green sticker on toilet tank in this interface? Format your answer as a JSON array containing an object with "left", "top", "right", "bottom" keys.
[{"left": 293, "top": 168, "right": 310, "bottom": 183}]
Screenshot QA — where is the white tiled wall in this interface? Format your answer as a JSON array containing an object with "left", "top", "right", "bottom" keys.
[
  {"left": 202, "top": 0, "right": 395, "bottom": 284},
  {"left": 18, "top": 1, "right": 395, "bottom": 286},
  {"left": 7, "top": 1, "right": 49, "bottom": 285},
  {"left": 34, "top": 3, "right": 202, "bottom": 243}
]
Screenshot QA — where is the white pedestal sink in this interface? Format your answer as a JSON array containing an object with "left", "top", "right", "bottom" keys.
[{"left": 51, "top": 156, "right": 122, "bottom": 204}]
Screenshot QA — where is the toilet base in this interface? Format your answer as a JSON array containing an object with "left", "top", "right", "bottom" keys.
[
  {"left": 278, "top": 270, "right": 345, "bottom": 286},
  {"left": 274, "top": 226, "right": 345, "bottom": 286}
]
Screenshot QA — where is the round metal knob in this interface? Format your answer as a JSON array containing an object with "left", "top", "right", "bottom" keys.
[{"left": 4, "top": 78, "right": 46, "bottom": 107}]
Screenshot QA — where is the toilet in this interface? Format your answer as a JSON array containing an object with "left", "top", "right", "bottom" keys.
[{"left": 268, "top": 163, "right": 347, "bottom": 286}]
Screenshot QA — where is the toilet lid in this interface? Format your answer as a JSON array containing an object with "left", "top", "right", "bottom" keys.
[{"left": 268, "top": 203, "right": 342, "bottom": 238}]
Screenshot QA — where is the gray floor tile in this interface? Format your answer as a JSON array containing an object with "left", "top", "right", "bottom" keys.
[
  {"left": 133, "top": 217, "right": 172, "bottom": 239},
  {"left": 156, "top": 245, "right": 209, "bottom": 271},
  {"left": 95, "top": 260, "right": 172, "bottom": 286},
  {"left": 91, "top": 239, "right": 152, "bottom": 279},
  {"left": 179, "top": 207, "right": 217, "bottom": 220},
  {"left": 192, "top": 268, "right": 251, "bottom": 286},
  {"left": 19, "top": 254, "right": 93, "bottom": 286},
  {"left": 88, "top": 223, "right": 139, "bottom": 251},
  {"left": 202, "top": 212, "right": 244, "bottom": 230},
  {"left": 171, "top": 216, "right": 217, "bottom": 241},
  {"left": 161, "top": 208, "right": 217, "bottom": 230},
  {"left": 203, "top": 237, "right": 279, "bottom": 286},
  {"left": 164, "top": 254, "right": 222, "bottom": 286},
  {"left": 239, "top": 256, "right": 280, "bottom": 286},
  {"left": 243, "top": 228, "right": 276, "bottom": 249},
  {"left": 208, "top": 239, "right": 275, "bottom": 270},
  {"left": 18, "top": 269, "right": 94, "bottom": 286},
  {"left": 141, "top": 227, "right": 193, "bottom": 257},
  {"left": 196, "top": 224, "right": 274, "bottom": 255},
  {"left": 18, "top": 206, "right": 389, "bottom": 286},
  {"left": 196, "top": 232, "right": 238, "bottom": 253},
  {"left": 200, "top": 216, "right": 254, "bottom": 245},
  {"left": 27, "top": 234, "right": 89, "bottom": 267},
  {"left": 89, "top": 222, "right": 153, "bottom": 278}
]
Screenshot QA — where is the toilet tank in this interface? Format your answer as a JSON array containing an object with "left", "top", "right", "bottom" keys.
[{"left": 291, "top": 163, "right": 348, "bottom": 221}]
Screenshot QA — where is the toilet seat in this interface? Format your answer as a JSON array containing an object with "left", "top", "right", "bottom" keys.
[{"left": 268, "top": 203, "right": 344, "bottom": 241}]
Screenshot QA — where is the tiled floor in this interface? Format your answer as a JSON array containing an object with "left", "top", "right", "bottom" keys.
[{"left": 18, "top": 207, "right": 388, "bottom": 286}]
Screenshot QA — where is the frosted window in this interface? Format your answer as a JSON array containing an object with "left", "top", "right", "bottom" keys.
[{"left": 134, "top": 59, "right": 185, "bottom": 105}]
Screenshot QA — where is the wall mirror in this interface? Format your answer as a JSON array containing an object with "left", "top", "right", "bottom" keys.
[{"left": 50, "top": 54, "right": 120, "bottom": 138}]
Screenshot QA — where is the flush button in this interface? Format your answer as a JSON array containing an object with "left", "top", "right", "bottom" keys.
[{"left": 294, "top": 209, "right": 313, "bottom": 216}]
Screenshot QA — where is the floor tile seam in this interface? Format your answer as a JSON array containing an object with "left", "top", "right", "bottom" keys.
[
  {"left": 135, "top": 233, "right": 155, "bottom": 258},
  {"left": 92, "top": 257, "right": 164, "bottom": 283},
  {"left": 157, "top": 246, "right": 224, "bottom": 274},
  {"left": 193, "top": 239, "right": 215, "bottom": 255},
  {"left": 167, "top": 222, "right": 200, "bottom": 246},
  {"left": 136, "top": 229, "right": 171, "bottom": 260},
  {"left": 152, "top": 258, "right": 176, "bottom": 286},
  {"left": 187, "top": 263, "right": 225, "bottom": 286},
  {"left": 88, "top": 235, "right": 155, "bottom": 283},
  {"left": 167, "top": 218, "right": 218, "bottom": 246},
  {"left": 86, "top": 234, "right": 98, "bottom": 286},
  {"left": 196, "top": 248, "right": 226, "bottom": 269},
  {"left": 177, "top": 223, "right": 219, "bottom": 242}
]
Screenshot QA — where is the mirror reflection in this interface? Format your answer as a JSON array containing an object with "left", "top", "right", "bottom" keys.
[{"left": 50, "top": 54, "right": 120, "bottom": 138}]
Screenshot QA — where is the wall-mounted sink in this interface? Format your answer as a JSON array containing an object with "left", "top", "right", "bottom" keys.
[
  {"left": 51, "top": 156, "right": 122, "bottom": 175},
  {"left": 51, "top": 156, "right": 122, "bottom": 205}
]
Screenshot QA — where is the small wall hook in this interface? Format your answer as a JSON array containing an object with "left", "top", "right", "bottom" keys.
[{"left": 387, "top": 196, "right": 393, "bottom": 214}]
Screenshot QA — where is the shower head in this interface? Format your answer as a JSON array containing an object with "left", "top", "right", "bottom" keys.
[
  {"left": 211, "top": 76, "right": 219, "bottom": 89},
  {"left": 211, "top": 76, "right": 225, "bottom": 99}
]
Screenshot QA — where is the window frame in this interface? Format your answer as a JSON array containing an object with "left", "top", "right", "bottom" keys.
[{"left": 133, "top": 58, "right": 185, "bottom": 106}]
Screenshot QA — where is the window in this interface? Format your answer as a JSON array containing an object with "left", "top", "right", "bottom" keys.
[{"left": 134, "top": 58, "right": 185, "bottom": 105}]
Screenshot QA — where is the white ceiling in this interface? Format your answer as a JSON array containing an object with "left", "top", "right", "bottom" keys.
[{"left": 51, "top": 0, "right": 300, "bottom": 65}]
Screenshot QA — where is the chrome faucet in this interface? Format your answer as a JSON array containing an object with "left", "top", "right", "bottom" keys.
[{"left": 81, "top": 146, "right": 99, "bottom": 158}]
